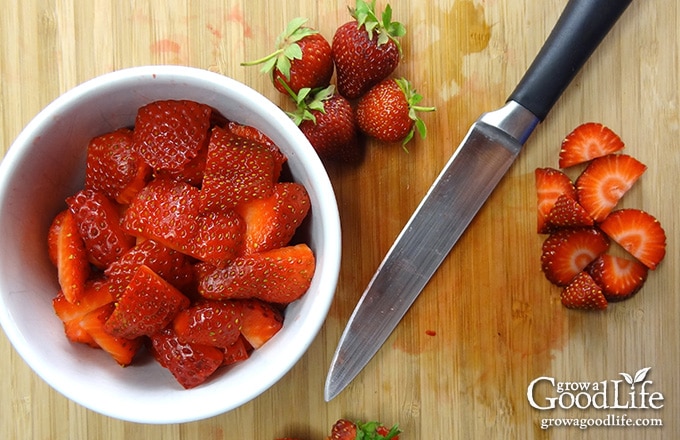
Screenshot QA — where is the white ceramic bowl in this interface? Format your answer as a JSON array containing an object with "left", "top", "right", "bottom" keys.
[{"left": 0, "top": 66, "right": 341, "bottom": 424}]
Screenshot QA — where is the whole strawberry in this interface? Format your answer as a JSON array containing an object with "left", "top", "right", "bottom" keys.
[
  {"left": 332, "top": 0, "right": 405, "bottom": 99},
  {"left": 329, "top": 419, "right": 401, "bottom": 440},
  {"left": 356, "top": 78, "right": 435, "bottom": 146},
  {"left": 242, "top": 17, "right": 333, "bottom": 95}
]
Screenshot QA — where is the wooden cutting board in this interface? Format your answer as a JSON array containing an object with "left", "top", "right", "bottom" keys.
[{"left": 1, "top": 1, "right": 677, "bottom": 438}]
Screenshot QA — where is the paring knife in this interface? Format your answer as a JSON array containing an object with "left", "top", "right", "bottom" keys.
[{"left": 325, "top": 0, "right": 633, "bottom": 401}]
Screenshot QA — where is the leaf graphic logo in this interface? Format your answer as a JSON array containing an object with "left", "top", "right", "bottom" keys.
[{"left": 620, "top": 367, "right": 652, "bottom": 390}]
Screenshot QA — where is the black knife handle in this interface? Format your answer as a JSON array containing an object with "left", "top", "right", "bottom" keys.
[{"left": 507, "top": 0, "right": 633, "bottom": 121}]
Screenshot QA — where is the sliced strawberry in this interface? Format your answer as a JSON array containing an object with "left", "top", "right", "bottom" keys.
[
  {"left": 49, "top": 209, "right": 90, "bottom": 303},
  {"left": 200, "top": 126, "right": 279, "bottom": 212},
  {"left": 173, "top": 300, "right": 242, "bottom": 349},
  {"left": 79, "top": 303, "right": 143, "bottom": 366},
  {"left": 198, "top": 244, "right": 315, "bottom": 303},
  {"left": 575, "top": 154, "right": 647, "bottom": 222},
  {"left": 237, "top": 299, "right": 284, "bottom": 349},
  {"left": 222, "top": 335, "right": 251, "bottom": 366},
  {"left": 545, "top": 194, "right": 594, "bottom": 230},
  {"left": 189, "top": 209, "right": 245, "bottom": 266},
  {"left": 226, "top": 121, "right": 287, "bottom": 178},
  {"left": 66, "top": 189, "right": 135, "bottom": 268},
  {"left": 599, "top": 209, "right": 666, "bottom": 270},
  {"left": 558, "top": 122, "right": 625, "bottom": 168},
  {"left": 560, "top": 271, "right": 608, "bottom": 310},
  {"left": 541, "top": 228, "right": 610, "bottom": 286},
  {"left": 133, "top": 100, "right": 212, "bottom": 171},
  {"left": 53, "top": 279, "right": 115, "bottom": 346},
  {"left": 155, "top": 143, "right": 208, "bottom": 187},
  {"left": 235, "top": 182, "right": 311, "bottom": 255},
  {"left": 535, "top": 168, "right": 577, "bottom": 233},
  {"left": 587, "top": 254, "right": 648, "bottom": 301},
  {"left": 105, "top": 265, "right": 190, "bottom": 339},
  {"left": 149, "top": 327, "right": 224, "bottom": 389},
  {"left": 85, "top": 128, "right": 151, "bottom": 204}
]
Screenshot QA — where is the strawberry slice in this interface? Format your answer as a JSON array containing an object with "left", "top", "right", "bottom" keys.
[
  {"left": 560, "top": 271, "right": 608, "bottom": 310},
  {"left": 79, "top": 303, "right": 143, "bottom": 366},
  {"left": 541, "top": 228, "right": 610, "bottom": 286},
  {"left": 173, "top": 300, "right": 242, "bottom": 349},
  {"left": 575, "top": 154, "right": 647, "bottom": 222},
  {"left": 149, "top": 327, "right": 224, "bottom": 389},
  {"left": 85, "top": 128, "right": 151, "bottom": 204},
  {"left": 235, "top": 182, "right": 311, "bottom": 255},
  {"left": 535, "top": 168, "right": 576, "bottom": 233},
  {"left": 105, "top": 265, "right": 191, "bottom": 339},
  {"left": 599, "top": 209, "right": 666, "bottom": 270},
  {"left": 237, "top": 299, "right": 284, "bottom": 349},
  {"left": 226, "top": 121, "right": 287, "bottom": 178},
  {"left": 189, "top": 209, "right": 245, "bottom": 267},
  {"left": 48, "top": 209, "right": 90, "bottom": 303},
  {"left": 66, "top": 189, "right": 135, "bottom": 268},
  {"left": 222, "top": 335, "right": 251, "bottom": 366},
  {"left": 155, "top": 143, "right": 208, "bottom": 187},
  {"left": 198, "top": 243, "right": 316, "bottom": 303},
  {"left": 53, "top": 279, "right": 115, "bottom": 346},
  {"left": 558, "top": 122, "right": 625, "bottom": 168},
  {"left": 133, "top": 100, "right": 213, "bottom": 171},
  {"left": 587, "top": 254, "right": 648, "bottom": 301},
  {"left": 200, "top": 126, "right": 280, "bottom": 212},
  {"left": 545, "top": 194, "right": 594, "bottom": 230}
]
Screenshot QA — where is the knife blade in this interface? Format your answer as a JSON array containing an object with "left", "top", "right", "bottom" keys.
[{"left": 325, "top": 0, "right": 633, "bottom": 401}]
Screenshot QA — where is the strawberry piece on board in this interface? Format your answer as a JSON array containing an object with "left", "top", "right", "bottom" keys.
[
  {"left": 587, "top": 254, "right": 649, "bottom": 301},
  {"left": 133, "top": 100, "right": 212, "bottom": 171},
  {"left": 558, "top": 122, "right": 625, "bottom": 168},
  {"left": 560, "top": 271, "right": 608, "bottom": 310},
  {"left": 198, "top": 244, "right": 316, "bottom": 304},
  {"left": 541, "top": 228, "right": 610, "bottom": 286},
  {"left": 173, "top": 300, "right": 242, "bottom": 349},
  {"left": 535, "top": 167, "right": 577, "bottom": 233},
  {"left": 575, "top": 154, "right": 647, "bottom": 222},
  {"left": 545, "top": 194, "right": 594, "bottom": 230},
  {"left": 599, "top": 208, "right": 667, "bottom": 270},
  {"left": 79, "top": 303, "right": 143, "bottom": 366},
  {"left": 149, "top": 327, "right": 224, "bottom": 389},
  {"left": 237, "top": 299, "right": 284, "bottom": 349},
  {"left": 85, "top": 128, "right": 151, "bottom": 204},
  {"left": 105, "top": 265, "right": 190, "bottom": 339},
  {"left": 48, "top": 209, "right": 90, "bottom": 303},
  {"left": 235, "top": 182, "right": 311, "bottom": 255}
]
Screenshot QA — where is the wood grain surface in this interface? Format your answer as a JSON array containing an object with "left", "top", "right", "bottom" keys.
[{"left": 1, "top": 1, "right": 678, "bottom": 439}]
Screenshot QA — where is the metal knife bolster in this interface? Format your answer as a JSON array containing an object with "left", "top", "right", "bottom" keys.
[{"left": 480, "top": 100, "right": 540, "bottom": 146}]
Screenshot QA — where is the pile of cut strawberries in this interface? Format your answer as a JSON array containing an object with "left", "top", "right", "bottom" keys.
[
  {"left": 536, "top": 122, "right": 666, "bottom": 310},
  {"left": 48, "top": 99, "right": 315, "bottom": 388},
  {"left": 242, "top": 0, "right": 435, "bottom": 162}
]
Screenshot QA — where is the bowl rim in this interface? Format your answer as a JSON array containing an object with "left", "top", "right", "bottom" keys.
[{"left": 0, "top": 65, "right": 341, "bottom": 423}]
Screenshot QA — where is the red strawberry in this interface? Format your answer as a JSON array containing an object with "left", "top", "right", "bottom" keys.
[
  {"left": 48, "top": 209, "right": 90, "bottom": 303},
  {"left": 241, "top": 17, "right": 333, "bottom": 95},
  {"left": 545, "top": 194, "right": 594, "bottom": 230},
  {"left": 330, "top": 419, "right": 401, "bottom": 440},
  {"left": 53, "top": 279, "right": 115, "bottom": 346},
  {"left": 356, "top": 78, "right": 435, "bottom": 146},
  {"left": 560, "top": 271, "right": 608, "bottom": 310},
  {"left": 225, "top": 121, "right": 287, "bottom": 177},
  {"left": 149, "top": 327, "right": 224, "bottom": 389},
  {"left": 79, "top": 303, "right": 143, "bottom": 366},
  {"left": 198, "top": 244, "right": 315, "bottom": 304},
  {"left": 133, "top": 100, "right": 212, "bottom": 171},
  {"left": 237, "top": 299, "right": 284, "bottom": 349},
  {"left": 190, "top": 209, "right": 245, "bottom": 266},
  {"left": 541, "top": 228, "right": 609, "bottom": 286},
  {"left": 173, "top": 300, "right": 242, "bottom": 349},
  {"left": 85, "top": 128, "right": 151, "bottom": 204},
  {"left": 559, "top": 122, "right": 625, "bottom": 168},
  {"left": 155, "top": 143, "right": 208, "bottom": 187},
  {"left": 235, "top": 182, "right": 311, "bottom": 255},
  {"left": 287, "top": 85, "right": 362, "bottom": 162},
  {"left": 104, "top": 265, "right": 190, "bottom": 339},
  {"left": 575, "top": 154, "right": 647, "bottom": 222},
  {"left": 66, "top": 189, "right": 135, "bottom": 268},
  {"left": 200, "top": 126, "right": 279, "bottom": 212},
  {"left": 599, "top": 209, "right": 666, "bottom": 270},
  {"left": 587, "top": 254, "right": 648, "bottom": 301},
  {"left": 535, "top": 167, "right": 577, "bottom": 233},
  {"left": 332, "top": 0, "right": 406, "bottom": 99},
  {"left": 222, "top": 335, "right": 251, "bottom": 366}
]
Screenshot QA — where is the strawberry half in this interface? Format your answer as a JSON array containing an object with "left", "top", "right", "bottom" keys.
[
  {"left": 198, "top": 244, "right": 316, "bottom": 304},
  {"left": 79, "top": 303, "right": 143, "bottom": 366},
  {"left": 575, "top": 154, "right": 647, "bottom": 222},
  {"left": 105, "top": 265, "right": 191, "bottom": 339},
  {"left": 560, "top": 271, "right": 608, "bottom": 310},
  {"left": 535, "top": 167, "right": 577, "bottom": 233},
  {"left": 587, "top": 254, "right": 648, "bottom": 301},
  {"left": 237, "top": 299, "right": 284, "bottom": 349},
  {"left": 599, "top": 209, "right": 666, "bottom": 270},
  {"left": 541, "top": 228, "right": 609, "bottom": 286},
  {"left": 558, "top": 122, "right": 625, "bottom": 168},
  {"left": 173, "top": 300, "right": 242, "bottom": 349},
  {"left": 545, "top": 194, "right": 594, "bottom": 230},
  {"left": 48, "top": 209, "right": 90, "bottom": 303}
]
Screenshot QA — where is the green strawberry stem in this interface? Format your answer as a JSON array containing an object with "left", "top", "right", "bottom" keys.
[
  {"left": 350, "top": 0, "right": 406, "bottom": 53},
  {"left": 278, "top": 78, "right": 333, "bottom": 126},
  {"left": 394, "top": 78, "right": 435, "bottom": 148}
]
